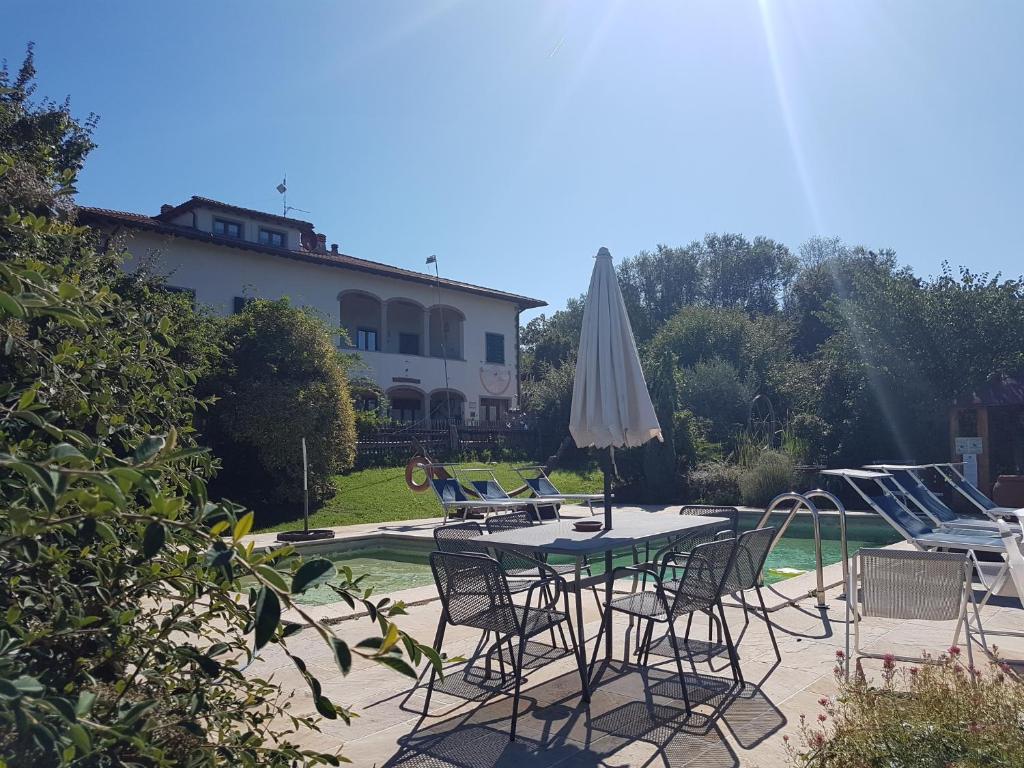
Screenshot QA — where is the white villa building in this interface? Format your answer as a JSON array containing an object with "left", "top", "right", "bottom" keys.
[{"left": 81, "top": 197, "right": 545, "bottom": 426}]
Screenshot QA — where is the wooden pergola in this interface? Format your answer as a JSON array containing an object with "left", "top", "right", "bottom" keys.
[{"left": 950, "top": 374, "right": 1024, "bottom": 495}]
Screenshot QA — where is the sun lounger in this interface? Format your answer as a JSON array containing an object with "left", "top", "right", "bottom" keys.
[
  {"left": 513, "top": 465, "right": 604, "bottom": 517},
  {"left": 428, "top": 468, "right": 525, "bottom": 523},
  {"left": 865, "top": 464, "right": 1021, "bottom": 535},
  {"left": 930, "top": 462, "right": 1022, "bottom": 521}
]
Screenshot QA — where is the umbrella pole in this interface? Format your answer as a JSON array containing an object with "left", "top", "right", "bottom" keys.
[{"left": 603, "top": 448, "right": 614, "bottom": 660}]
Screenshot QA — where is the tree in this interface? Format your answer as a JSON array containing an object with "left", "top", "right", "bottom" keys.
[
  {"left": 0, "top": 48, "right": 432, "bottom": 766},
  {"left": 201, "top": 299, "right": 357, "bottom": 521},
  {"left": 694, "top": 233, "right": 797, "bottom": 313},
  {"left": 617, "top": 245, "right": 702, "bottom": 343},
  {"left": 641, "top": 354, "right": 678, "bottom": 501}
]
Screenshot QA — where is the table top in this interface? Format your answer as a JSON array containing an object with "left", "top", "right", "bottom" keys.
[{"left": 481, "top": 514, "right": 727, "bottom": 556}]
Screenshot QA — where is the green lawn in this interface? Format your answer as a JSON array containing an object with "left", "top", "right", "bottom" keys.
[{"left": 258, "top": 462, "right": 604, "bottom": 532}]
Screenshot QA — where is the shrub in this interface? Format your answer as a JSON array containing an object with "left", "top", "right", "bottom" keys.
[
  {"left": 521, "top": 359, "right": 576, "bottom": 459},
  {"left": 0, "top": 55, "right": 430, "bottom": 765},
  {"left": 688, "top": 461, "right": 741, "bottom": 505},
  {"left": 679, "top": 358, "right": 752, "bottom": 447},
  {"left": 788, "top": 651, "right": 1024, "bottom": 767},
  {"left": 739, "top": 449, "right": 796, "bottom": 507},
  {"left": 202, "top": 300, "right": 357, "bottom": 522}
]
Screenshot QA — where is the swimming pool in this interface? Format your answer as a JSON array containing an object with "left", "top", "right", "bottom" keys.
[{"left": 292, "top": 515, "right": 899, "bottom": 606}]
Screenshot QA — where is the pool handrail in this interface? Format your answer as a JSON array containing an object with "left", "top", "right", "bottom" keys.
[{"left": 755, "top": 490, "right": 852, "bottom": 610}]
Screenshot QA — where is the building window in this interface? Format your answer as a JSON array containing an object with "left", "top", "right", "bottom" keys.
[
  {"left": 390, "top": 398, "right": 421, "bottom": 423},
  {"left": 258, "top": 228, "right": 286, "bottom": 247},
  {"left": 212, "top": 218, "right": 243, "bottom": 239},
  {"left": 480, "top": 397, "right": 509, "bottom": 423},
  {"left": 233, "top": 296, "right": 254, "bottom": 314},
  {"left": 485, "top": 332, "right": 505, "bottom": 365},
  {"left": 398, "top": 333, "right": 420, "bottom": 355},
  {"left": 356, "top": 327, "right": 378, "bottom": 351}
]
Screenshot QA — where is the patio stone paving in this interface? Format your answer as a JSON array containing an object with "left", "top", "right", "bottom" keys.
[{"left": 246, "top": 509, "right": 1024, "bottom": 767}]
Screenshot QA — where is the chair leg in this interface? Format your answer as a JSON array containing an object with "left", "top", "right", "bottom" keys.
[
  {"left": 754, "top": 585, "right": 780, "bottom": 661},
  {"left": 716, "top": 600, "right": 743, "bottom": 686},
  {"left": 510, "top": 634, "right": 528, "bottom": 741},
  {"left": 588, "top": 606, "right": 612, "bottom": 678},
  {"left": 496, "top": 633, "right": 508, "bottom": 684},
  {"left": 562, "top": 592, "right": 591, "bottom": 702},
  {"left": 639, "top": 619, "right": 655, "bottom": 667},
  {"left": 665, "top": 616, "right": 692, "bottom": 713},
  {"left": 683, "top": 612, "right": 694, "bottom": 644},
  {"left": 423, "top": 616, "right": 447, "bottom": 714}
]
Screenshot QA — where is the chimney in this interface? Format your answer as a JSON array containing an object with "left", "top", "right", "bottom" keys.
[
  {"left": 316, "top": 233, "right": 327, "bottom": 251},
  {"left": 159, "top": 204, "right": 173, "bottom": 215},
  {"left": 331, "top": 243, "right": 339, "bottom": 254}
]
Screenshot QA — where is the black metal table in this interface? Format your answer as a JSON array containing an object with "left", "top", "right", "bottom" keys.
[{"left": 481, "top": 513, "right": 727, "bottom": 698}]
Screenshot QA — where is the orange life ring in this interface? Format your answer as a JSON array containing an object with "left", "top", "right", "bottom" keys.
[{"left": 405, "top": 457, "right": 432, "bottom": 492}]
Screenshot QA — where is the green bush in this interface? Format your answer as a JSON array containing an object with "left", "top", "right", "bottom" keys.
[
  {"left": 679, "top": 358, "right": 752, "bottom": 447},
  {"left": 688, "top": 461, "right": 741, "bottom": 505},
  {"left": 738, "top": 449, "right": 796, "bottom": 507},
  {"left": 521, "top": 358, "right": 576, "bottom": 459},
  {"left": 201, "top": 300, "right": 357, "bottom": 522},
  {"left": 0, "top": 54, "right": 430, "bottom": 765},
  {"left": 789, "top": 651, "right": 1024, "bottom": 766}
]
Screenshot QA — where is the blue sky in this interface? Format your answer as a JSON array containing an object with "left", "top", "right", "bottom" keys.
[{"left": 6, "top": 1, "right": 1023, "bottom": 320}]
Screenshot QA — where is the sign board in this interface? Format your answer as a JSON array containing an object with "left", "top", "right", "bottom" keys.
[
  {"left": 955, "top": 436, "right": 983, "bottom": 455},
  {"left": 963, "top": 453, "right": 979, "bottom": 488}
]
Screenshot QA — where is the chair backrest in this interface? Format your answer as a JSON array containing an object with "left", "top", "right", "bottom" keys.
[
  {"left": 889, "top": 469, "right": 957, "bottom": 524},
  {"left": 434, "top": 521, "right": 485, "bottom": 553},
  {"left": 526, "top": 476, "right": 560, "bottom": 497},
  {"left": 666, "top": 506, "right": 738, "bottom": 555},
  {"left": 869, "top": 491, "right": 934, "bottom": 539},
  {"left": 941, "top": 464, "right": 997, "bottom": 511},
  {"left": 857, "top": 548, "right": 968, "bottom": 621},
  {"left": 484, "top": 510, "right": 543, "bottom": 572},
  {"left": 668, "top": 537, "right": 737, "bottom": 616},
  {"left": 680, "top": 505, "right": 739, "bottom": 533},
  {"left": 485, "top": 509, "right": 537, "bottom": 534},
  {"left": 470, "top": 479, "right": 511, "bottom": 502},
  {"left": 430, "top": 551, "right": 518, "bottom": 634},
  {"left": 432, "top": 477, "right": 470, "bottom": 504},
  {"left": 724, "top": 526, "right": 777, "bottom": 593},
  {"left": 998, "top": 519, "right": 1024, "bottom": 605}
]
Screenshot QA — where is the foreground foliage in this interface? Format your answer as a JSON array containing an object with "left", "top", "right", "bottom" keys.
[
  {"left": 789, "top": 651, "right": 1024, "bottom": 767},
  {"left": 0, "top": 49, "right": 433, "bottom": 766}
]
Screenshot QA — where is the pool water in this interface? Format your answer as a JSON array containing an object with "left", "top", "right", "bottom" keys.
[{"left": 295, "top": 521, "right": 898, "bottom": 606}]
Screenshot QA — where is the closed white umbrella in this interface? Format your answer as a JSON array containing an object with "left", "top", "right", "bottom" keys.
[{"left": 570, "top": 246, "right": 663, "bottom": 532}]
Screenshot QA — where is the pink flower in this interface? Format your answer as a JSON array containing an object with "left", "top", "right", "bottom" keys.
[
  {"left": 810, "top": 732, "right": 826, "bottom": 749},
  {"left": 835, "top": 649, "right": 845, "bottom": 660},
  {"left": 818, "top": 697, "right": 829, "bottom": 707},
  {"left": 909, "top": 666, "right": 919, "bottom": 676},
  {"left": 817, "top": 713, "right": 827, "bottom": 723},
  {"left": 882, "top": 653, "right": 896, "bottom": 670},
  {"left": 782, "top": 735, "right": 789, "bottom": 743},
  {"left": 948, "top": 645, "right": 961, "bottom": 657}
]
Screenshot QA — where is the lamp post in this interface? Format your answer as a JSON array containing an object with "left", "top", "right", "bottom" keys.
[{"left": 426, "top": 255, "right": 454, "bottom": 431}]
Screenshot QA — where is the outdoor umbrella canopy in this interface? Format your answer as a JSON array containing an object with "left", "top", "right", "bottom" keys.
[{"left": 569, "top": 246, "right": 662, "bottom": 532}]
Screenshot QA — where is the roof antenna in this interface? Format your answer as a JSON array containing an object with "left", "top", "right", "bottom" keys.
[{"left": 276, "top": 175, "right": 310, "bottom": 218}]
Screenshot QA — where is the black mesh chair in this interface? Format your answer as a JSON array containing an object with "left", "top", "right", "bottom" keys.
[
  {"left": 439, "top": 516, "right": 568, "bottom": 656},
  {"left": 634, "top": 505, "right": 740, "bottom": 601},
  {"left": 721, "top": 526, "right": 780, "bottom": 660},
  {"left": 589, "top": 538, "right": 740, "bottom": 708},
  {"left": 485, "top": 510, "right": 603, "bottom": 615},
  {"left": 433, "top": 521, "right": 486, "bottom": 554},
  {"left": 425, "top": 551, "right": 588, "bottom": 740}
]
